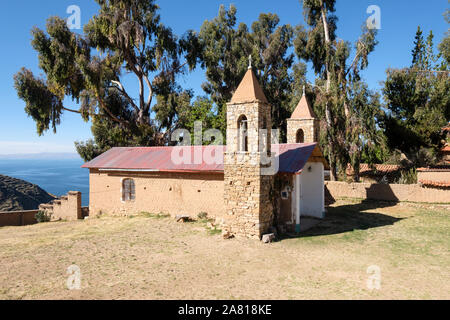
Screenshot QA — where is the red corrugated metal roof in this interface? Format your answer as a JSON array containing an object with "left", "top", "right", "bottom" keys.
[{"left": 81, "top": 143, "right": 320, "bottom": 174}]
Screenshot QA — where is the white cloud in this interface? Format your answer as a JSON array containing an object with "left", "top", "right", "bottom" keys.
[{"left": 0, "top": 141, "right": 76, "bottom": 155}]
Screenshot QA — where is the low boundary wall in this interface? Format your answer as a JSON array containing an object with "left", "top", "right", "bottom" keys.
[
  {"left": 0, "top": 210, "right": 38, "bottom": 227},
  {"left": 0, "top": 207, "right": 89, "bottom": 228},
  {"left": 325, "top": 181, "right": 450, "bottom": 204}
]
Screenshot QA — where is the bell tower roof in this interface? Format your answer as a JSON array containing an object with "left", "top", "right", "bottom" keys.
[
  {"left": 291, "top": 92, "right": 316, "bottom": 120},
  {"left": 230, "top": 68, "right": 268, "bottom": 104}
]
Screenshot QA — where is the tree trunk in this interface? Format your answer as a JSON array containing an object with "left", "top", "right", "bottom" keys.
[{"left": 321, "top": 4, "right": 338, "bottom": 181}]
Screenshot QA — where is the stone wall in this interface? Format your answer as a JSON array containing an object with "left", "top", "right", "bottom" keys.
[
  {"left": 39, "top": 191, "right": 82, "bottom": 221},
  {"left": 88, "top": 170, "right": 225, "bottom": 219},
  {"left": 226, "top": 101, "right": 272, "bottom": 153},
  {"left": 325, "top": 181, "right": 450, "bottom": 204},
  {"left": 223, "top": 152, "right": 274, "bottom": 240},
  {"left": 287, "top": 119, "right": 319, "bottom": 144},
  {"left": 224, "top": 99, "right": 274, "bottom": 240}
]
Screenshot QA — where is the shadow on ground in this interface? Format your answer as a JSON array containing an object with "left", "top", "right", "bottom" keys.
[{"left": 280, "top": 200, "right": 405, "bottom": 240}]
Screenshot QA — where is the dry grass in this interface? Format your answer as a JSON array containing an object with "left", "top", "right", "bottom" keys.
[{"left": 0, "top": 200, "right": 448, "bottom": 300}]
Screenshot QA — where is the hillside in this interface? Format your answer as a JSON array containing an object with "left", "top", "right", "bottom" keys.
[{"left": 0, "top": 175, "right": 56, "bottom": 212}]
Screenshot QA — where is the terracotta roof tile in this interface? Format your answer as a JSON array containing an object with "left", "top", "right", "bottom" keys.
[
  {"left": 347, "top": 163, "right": 402, "bottom": 176},
  {"left": 417, "top": 166, "right": 450, "bottom": 172},
  {"left": 419, "top": 180, "right": 450, "bottom": 188},
  {"left": 441, "top": 144, "right": 450, "bottom": 152},
  {"left": 230, "top": 68, "right": 268, "bottom": 104}
]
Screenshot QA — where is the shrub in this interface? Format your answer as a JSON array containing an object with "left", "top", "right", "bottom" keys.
[
  {"left": 197, "top": 212, "right": 208, "bottom": 220},
  {"left": 35, "top": 211, "right": 50, "bottom": 223},
  {"left": 396, "top": 168, "right": 418, "bottom": 185}
]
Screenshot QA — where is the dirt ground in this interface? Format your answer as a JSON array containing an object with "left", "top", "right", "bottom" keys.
[{"left": 0, "top": 199, "right": 448, "bottom": 300}]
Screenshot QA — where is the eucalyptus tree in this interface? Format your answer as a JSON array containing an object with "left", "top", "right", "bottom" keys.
[
  {"left": 14, "top": 0, "right": 197, "bottom": 160},
  {"left": 294, "top": 0, "right": 378, "bottom": 180},
  {"left": 197, "top": 5, "right": 307, "bottom": 141},
  {"left": 382, "top": 24, "right": 449, "bottom": 161}
]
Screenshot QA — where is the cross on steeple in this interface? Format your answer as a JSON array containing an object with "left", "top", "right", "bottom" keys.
[{"left": 248, "top": 55, "right": 252, "bottom": 69}]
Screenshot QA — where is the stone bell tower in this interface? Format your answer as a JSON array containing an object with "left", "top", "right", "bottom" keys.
[
  {"left": 287, "top": 88, "right": 320, "bottom": 144},
  {"left": 223, "top": 61, "right": 274, "bottom": 240}
]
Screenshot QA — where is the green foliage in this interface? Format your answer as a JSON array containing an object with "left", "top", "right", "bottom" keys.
[
  {"left": 412, "top": 26, "right": 426, "bottom": 68},
  {"left": 197, "top": 5, "right": 306, "bottom": 141},
  {"left": 140, "top": 212, "right": 170, "bottom": 219},
  {"left": 197, "top": 212, "right": 208, "bottom": 220},
  {"left": 295, "top": 0, "right": 379, "bottom": 180},
  {"left": 381, "top": 29, "right": 449, "bottom": 162},
  {"left": 14, "top": 0, "right": 198, "bottom": 159},
  {"left": 396, "top": 168, "right": 418, "bottom": 185},
  {"left": 208, "top": 228, "right": 222, "bottom": 236},
  {"left": 35, "top": 211, "right": 50, "bottom": 223}
]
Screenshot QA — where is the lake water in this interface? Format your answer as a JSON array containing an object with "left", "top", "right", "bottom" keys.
[{"left": 0, "top": 159, "right": 90, "bottom": 206}]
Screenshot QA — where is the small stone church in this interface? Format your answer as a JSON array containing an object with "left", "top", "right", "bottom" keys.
[{"left": 83, "top": 66, "right": 329, "bottom": 239}]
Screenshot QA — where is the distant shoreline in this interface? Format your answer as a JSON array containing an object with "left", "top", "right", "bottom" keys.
[{"left": 0, "top": 153, "right": 81, "bottom": 160}]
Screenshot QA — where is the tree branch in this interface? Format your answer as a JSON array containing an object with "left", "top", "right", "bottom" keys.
[
  {"left": 62, "top": 106, "right": 82, "bottom": 114},
  {"left": 346, "top": 43, "right": 367, "bottom": 76},
  {"left": 111, "top": 80, "right": 140, "bottom": 113},
  {"left": 143, "top": 74, "right": 153, "bottom": 110},
  {"left": 96, "top": 94, "right": 129, "bottom": 126}
]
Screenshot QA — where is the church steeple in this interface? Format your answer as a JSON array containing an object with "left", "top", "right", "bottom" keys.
[
  {"left": 223, "top": 66, "right": 274, "bottom": 240},
  {"left": 231, "top": 68, "right": 268, "bottom": 104},
  {"left": 290, "top": 88, "right": 317, "bottom": 120},
  {"left": 287, "top": 88, "right": 320, "bottom": 144}
]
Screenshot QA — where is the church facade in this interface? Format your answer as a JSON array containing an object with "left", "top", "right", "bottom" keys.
[{"left": 82, "top": 67, "right": 328, "bottom": 240}]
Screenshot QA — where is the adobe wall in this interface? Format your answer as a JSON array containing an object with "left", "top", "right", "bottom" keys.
[
  {"left": 89, "top": 170, "right": 226, "bottom": 219},
  {"left": 0, "top": 210, "right": 38, "bottom": 227},
  {"left": 417, "top": 171, "right": 450, "bottom": 183},
  {"left": 39, "top": 191, "right": 82, "bottom": 221},
  {"left": 325, "top": 181, "right": 450, "bottom": 204}
]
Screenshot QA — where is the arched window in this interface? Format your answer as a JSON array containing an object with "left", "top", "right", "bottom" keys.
[
  {"left": 237, "top": 115, "right": 248, "bottom": 152},
  {"left": 122, "top": 179, "right": 135, "bottom": 202},
  {"left": 296, "top": 129, "right": 305, "bottom": 143}
]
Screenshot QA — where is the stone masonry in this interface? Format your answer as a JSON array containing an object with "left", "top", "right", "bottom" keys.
[
  {"left": 287, "top": 118, "right": 320, "bottom": 144},
  {"left": 223, "top": 68, "right": 275, "bottom": 240},
  {"left": 287, "top": 92, "right": 320, "bottom": 144}
]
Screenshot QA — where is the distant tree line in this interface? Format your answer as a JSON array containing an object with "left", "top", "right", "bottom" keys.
[{"left": 14, "top": 0, "right": 450, "bottom": 181}]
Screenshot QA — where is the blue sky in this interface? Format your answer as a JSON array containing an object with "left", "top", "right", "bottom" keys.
[{"left": 0, "top": 0, "right": 448, "bottom": 154}]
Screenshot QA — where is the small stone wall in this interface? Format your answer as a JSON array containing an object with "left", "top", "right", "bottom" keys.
[{"left": 325, "top": 181, "right": 450, "bottom": 204}]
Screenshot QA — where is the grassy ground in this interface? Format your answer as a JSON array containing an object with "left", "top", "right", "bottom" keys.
[{"left": 0, "top": 199, "right": 448, "bottom": 300}]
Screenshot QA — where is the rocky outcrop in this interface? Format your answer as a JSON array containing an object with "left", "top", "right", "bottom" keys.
[{"left": 0, "top": 175, "right": 56, "bottom": 212}]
